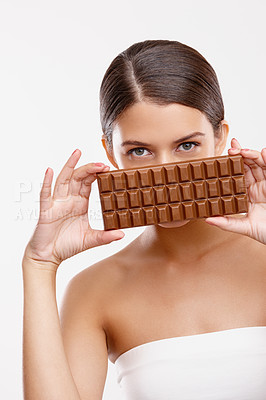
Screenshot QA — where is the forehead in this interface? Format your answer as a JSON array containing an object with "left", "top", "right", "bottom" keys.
[{"left": 112, "top": 102, "right": 213, "bottom": 139}]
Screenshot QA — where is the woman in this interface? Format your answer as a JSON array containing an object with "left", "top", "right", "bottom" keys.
[{"left": 22, "top": 40, "right": 266, "bottom": 399}]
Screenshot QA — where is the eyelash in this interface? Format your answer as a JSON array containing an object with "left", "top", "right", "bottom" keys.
[{"left": 127, "top": 141, "right": 200, "bottom": 156}]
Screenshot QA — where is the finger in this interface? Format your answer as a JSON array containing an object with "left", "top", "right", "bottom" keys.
[
  {"left": 205, "top": 214, "right": 251, "bottom": 237},
  {"left": 68, "top": 178, "right": 82, "bottom": 197},
  {"left": 242, "top": 163, "right": 256, "bottom": 187},
  {"left": 228, "top": 138, "right": 242, "bottom": 156},
  {"left": 228, "top": 147, "right": 241, "bottom": 156},
  {"left": 83, "top": 228, "right": 125, "bottom": 249},
  {"left": 231, "top": 138, "right": 242, "bottom": 148},
  {"left": 71, "top": 162, "right": 107, "bottom": 182},
  {"left": 80, "top": 165, "right": 110, "bottom": 199},
  {"left": 40, "top": 167, "right": 53, "bottom": 211},
  {"left": 53, "top": 149, "right": 81, "bottom": 199},
  {"left": 239, "top": 148, "right": 266, "bottom": 181},
  {"left": 261, "top": 148, "right": 266, "bottom": 174},
  {"left": 228, "top": 137, "right": 242, "bottom": 155},
  {"left": 228, "top": 147, "right": 254, "bottom": 186},
  {"left": 229, "top": 141, "right": 266, "bottom": 180},
  {"left": 69, "top": 164, "right": 110, "bottom": 198}
]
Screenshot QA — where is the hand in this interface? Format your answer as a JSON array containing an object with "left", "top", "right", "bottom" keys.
[
  {"left": 23, "top": 149, "right": 125, "bottom": 270},
  {"left": 205, "top": 138, "right": 266, "bottom": 245}
]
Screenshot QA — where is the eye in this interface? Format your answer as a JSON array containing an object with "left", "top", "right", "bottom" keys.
[
  {"left": 178, "top": 142, "right": 199, "bottom": 151},
  {"left": 126, "top": 142, "right": 200, "bottom": 158},
  {"left": 127, "top": 147, "right": 150, "bottom": 157}
]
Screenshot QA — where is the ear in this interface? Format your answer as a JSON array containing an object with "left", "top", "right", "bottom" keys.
[
  {"left": 101, "top": 135, "right": 119, "bottom": 169},
  {"left": 214, "top": 120, "right": 230, "bottom": 156}
]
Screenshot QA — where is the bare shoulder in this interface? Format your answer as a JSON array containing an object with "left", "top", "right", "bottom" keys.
[
  {"left": 76, "top": 251, "right": 128, "bottom": 281},
  {"left": 66, "top": 249, "right": 130, "bottom": 311},
  {"left": 231, "top": 215, "right": 266, "bottom": 263},
  {"left": 69, "top": 232, "right": 141, "bottom": 296},
  {"left": 227, "top": 234, "right": 266, "bottom": 280},
  {"left": 248, "top": 238, "right": 266, "bottom": 273},
  {"left": 238, "top": 235, "right": 266, "bottom": 263}
]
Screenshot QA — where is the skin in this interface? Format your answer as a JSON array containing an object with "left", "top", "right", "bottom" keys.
[
  {"left": 24, "top": 100, "right": 266, "bottom": 398},
  {"left": 96, "top": 101, "right": 266, "bottom": 363}
]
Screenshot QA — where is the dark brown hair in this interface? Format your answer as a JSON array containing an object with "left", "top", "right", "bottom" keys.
[{"left": 99, "top": 39, "right": 224, "bottom": 153}]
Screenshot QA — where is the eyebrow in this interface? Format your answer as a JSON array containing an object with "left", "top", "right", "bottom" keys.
[{"left": 120, "top": 132, "right": 206, "bottom": 147}]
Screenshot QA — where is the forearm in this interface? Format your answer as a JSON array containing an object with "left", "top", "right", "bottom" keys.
[{"left": 22, "top": 259, "right": 81, "bottom": 400}]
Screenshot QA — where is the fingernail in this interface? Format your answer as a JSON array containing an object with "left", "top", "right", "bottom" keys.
[
  {"left": 94, "top": 162, "right": 105, "bottom": 166},
  {"left": 72, "top": 149, "right": 78, "bottom": 155},
  {"left": 242, "top": 148, "right": 250, "bottom": 151}
]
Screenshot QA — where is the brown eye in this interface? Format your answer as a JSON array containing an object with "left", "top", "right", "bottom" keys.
[
  {"left": 178, "top": 142, "right": 199, "bottom": 151},
  {"left": 134, "top": 148, "right": 145, "bottom": 156},
  {"left": 127, "top": 147, "right": 149, "bottom": 156}
]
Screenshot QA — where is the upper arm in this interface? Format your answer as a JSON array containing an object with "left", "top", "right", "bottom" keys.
[{"left": 59, "top": 270, "right": 108, "bottom": 400}]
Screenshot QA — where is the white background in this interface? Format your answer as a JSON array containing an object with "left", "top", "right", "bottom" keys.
[{"left": 1, "top": 0, "right": 266, "bottom": 398}]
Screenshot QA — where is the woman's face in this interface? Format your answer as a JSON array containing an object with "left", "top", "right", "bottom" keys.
[{"left": 102, "top": 101, "right": 229, "bottom": 228}]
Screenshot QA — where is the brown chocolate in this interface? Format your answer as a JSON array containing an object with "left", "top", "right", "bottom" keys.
[{"left": 96, "top": 154, "right": 248, "bottom": 230}]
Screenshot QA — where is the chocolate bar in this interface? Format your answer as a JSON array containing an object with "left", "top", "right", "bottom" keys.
[{"left": 96, "top": 154, "right": 248, "bottom": 230}]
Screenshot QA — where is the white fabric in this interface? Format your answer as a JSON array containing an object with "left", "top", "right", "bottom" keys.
[{"left": 115, "top": 326, "right": 266, "bottom": 400}]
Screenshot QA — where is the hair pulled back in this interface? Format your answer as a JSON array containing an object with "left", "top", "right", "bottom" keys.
[{"left": 99, "top": 39, "right": 224, "bottom": 153}]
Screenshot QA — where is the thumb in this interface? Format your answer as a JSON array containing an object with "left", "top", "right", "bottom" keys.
[
  {"left": 85, "top": 228, "right": 125, "bottom": 249},
  {"left": 205, "top": 215, "right": 250, "bottom": 236}
]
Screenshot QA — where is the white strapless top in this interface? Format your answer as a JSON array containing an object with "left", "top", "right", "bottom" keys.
[{"left": 115, "top": 326, "right": 266, "bottom": 400}]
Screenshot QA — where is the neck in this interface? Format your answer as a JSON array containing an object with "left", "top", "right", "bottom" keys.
[{"left": 138, "top": 218, "right": 236, "bottom": 265}]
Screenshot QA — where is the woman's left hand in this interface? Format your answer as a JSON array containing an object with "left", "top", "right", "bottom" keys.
[{"left": 205, "top": 138, "right": 266, "bottom": 245}]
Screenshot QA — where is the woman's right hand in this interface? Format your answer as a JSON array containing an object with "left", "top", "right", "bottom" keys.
[{"left": 22, "top": 149, "right": 125, "bottom": 271}]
